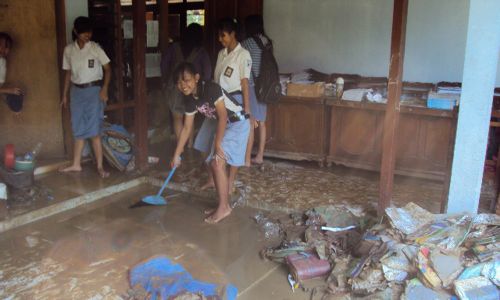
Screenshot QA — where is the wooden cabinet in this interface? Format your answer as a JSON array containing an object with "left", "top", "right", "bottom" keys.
[
  {"left": 264, "top": 97, "right": 456, "bottom": 179},
  {"left": 396, "top": 112, "right": 455, "bottom": 178},
  {"left": 326, "top": 100, "right": 456, "bottom": 180},
  {"left": 327, "top": 102, "right": 384, "bottom": 169},
  {"left": 265, "top": 96, "right": 330, "bottom": 164}
]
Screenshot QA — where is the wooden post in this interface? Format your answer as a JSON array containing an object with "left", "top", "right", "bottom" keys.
[
  {"left": 54, "top": 0, "right": 73, "bottom": 158},
  {"left": 378, "top": 0, "right": 409, "bottom": 216},
  {"left": 113, "top": 0, "right": 125, "bottom": 124},
  {"left": 158, "top": 0, "right": 169, "bottom": 54},
  {"left": 132, "top": 0, "right": 148, "bottom": 170}
]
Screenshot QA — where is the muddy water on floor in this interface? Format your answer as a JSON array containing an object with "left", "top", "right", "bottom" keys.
[{"left": 0, "top": 185, "right": 308, "bottom": 299}]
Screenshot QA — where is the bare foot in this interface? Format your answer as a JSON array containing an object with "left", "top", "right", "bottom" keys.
[
  {"left": 203, "top": 208, "right": 216, "bottom": 215},
  {"left": 199, "top": 181, "right": 215, "bottom": 191},
  {"left": 204, "top": 207, "right": 232, "bottom": 224},
  {"left": 251, "top": 158, "right": 264, "bottom": 165},
  {"left": 59, "top": 165, "right": 82, "bottom": 173},
  {"left": 98, "top": 168, "right": 110, "bottom": 178}
]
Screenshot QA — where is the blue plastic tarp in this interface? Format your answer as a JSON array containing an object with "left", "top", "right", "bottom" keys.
[{"left": 129, "top": 256, "right": 238, "bottom": 300}]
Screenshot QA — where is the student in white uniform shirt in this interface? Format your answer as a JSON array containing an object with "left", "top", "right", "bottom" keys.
[
  {"left": 199, "top": 18, "right": 252, "bottom": 198},
  {"left": 0, "top": 32, "right": 23, "bottom": 115},
  {"left": 59, "top": 17, "right": 111, "bottom": 178}
]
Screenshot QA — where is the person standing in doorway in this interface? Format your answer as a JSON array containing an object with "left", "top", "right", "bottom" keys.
[
  {"left": 242, "top": 15, "right": 271, "bottom": 165},
  {"left": 59, "top": 16, "right": 111, "bottom": 178},
  {"left": 0, "top": 32, "right": 24, "bottom": 115}
]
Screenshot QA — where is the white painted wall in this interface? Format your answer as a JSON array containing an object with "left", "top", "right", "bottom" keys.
[
  {"left": 65, "top": 0, "right": 88, "bottom": 43},
  {"left": 264, "top": 0, "right": 500, "bottom": 85}
]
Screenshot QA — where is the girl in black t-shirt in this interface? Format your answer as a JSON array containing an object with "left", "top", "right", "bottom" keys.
[{"left": 170, "top": 62, "right": 250, "bottom": 224}]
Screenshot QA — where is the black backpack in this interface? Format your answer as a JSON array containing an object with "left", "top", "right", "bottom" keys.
[{"left": 251, "top": 36, "right": 281, "bottom": 104}]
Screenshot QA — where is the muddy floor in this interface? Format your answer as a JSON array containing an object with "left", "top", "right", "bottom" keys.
[
  {"left": 0, "top": 184, "right": 312, "bottom": 299},
  {"left": 165, "top": 149, "right": 495, "bottom": 214},
  {"left": 0, "top": 141, "right": 496, "bottom": 298}
]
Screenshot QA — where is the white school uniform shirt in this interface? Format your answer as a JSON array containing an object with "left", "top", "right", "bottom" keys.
[
  {"left": 214, "top": 43, "right": 252, "bottom": 93},
  {"left": 62, "top": 41, "right": 110, "bottom": 84},
  {"left": 0, "top": 57, "right": 6, "bottom": 86}
]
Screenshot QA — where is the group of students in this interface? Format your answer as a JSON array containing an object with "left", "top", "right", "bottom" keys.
[
  {"left": 3, "top": 14, "right": 272, "bottom": 224},
  {"left": 166, "top": 15, "right": 272, "bottom": 223}
]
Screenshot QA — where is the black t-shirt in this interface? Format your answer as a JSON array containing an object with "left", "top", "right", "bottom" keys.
[{"left": 184, "top": 81, "right": 243, "bottom": 120}]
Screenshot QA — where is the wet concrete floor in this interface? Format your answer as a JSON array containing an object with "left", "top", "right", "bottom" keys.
[
  {"left": 0, "top": 184, "right": 313, "bottom": 299},
  {"left": 0, "top": 141, "right": 496, "bottom": 298}
]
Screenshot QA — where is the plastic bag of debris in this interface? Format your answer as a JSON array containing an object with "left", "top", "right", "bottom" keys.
[
  {"left": 253, "top": 212, "right": 281, "bottom": 240},
  {"left": 306, "top": 205, "right": 359, "bottom": 228}
]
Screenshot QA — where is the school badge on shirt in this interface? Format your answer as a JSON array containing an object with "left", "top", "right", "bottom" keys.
[
  {"left": 88, "top": 59, "right": 95, "bottom": 68},
  {"left": 224, "top": 66, "right": 233, "bottom": 77}
]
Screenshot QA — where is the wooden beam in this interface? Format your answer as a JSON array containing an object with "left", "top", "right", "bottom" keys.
[
  {"left": 54, "top": 0, "right": 73, "bottom": 159},
  {"left": 440, "top": 117, "right": 457, "bottom": 213},
  {"left": 158, "top": 0, "right": 169, "bottom": 54},
  {"left": 132, "top": 0, "right": 148, "bottom": 170},
  {"left": 378, "top": 0, "right": 409, "bottom": 216},
  {"left": 113, "top": 0, "right": 125, "bottom": 125}
]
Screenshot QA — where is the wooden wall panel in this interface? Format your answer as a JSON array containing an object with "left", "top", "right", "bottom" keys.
[
  {"left": 265, "top": 97, "right": 327, "bottom": 162},
  {"left": 325, "top": 102, "right": 455, "bottom": 180},
  {"left": 0, "top": 0, "right": 65, "bottom": 157},
  {"left": 397, "top": 115, "right": 420, "bottom": 159},
  {"left": 422, "top": 118, "right": 452, "bottom": 163},
  {"left": 338, "top": 109, "right": 380, "bottom": 156}
]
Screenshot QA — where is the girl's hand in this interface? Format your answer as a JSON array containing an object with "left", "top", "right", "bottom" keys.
[
  {"left": 253, "top": 119, "right": 259, "bottom": 129},
  {"left": 8, "top": 87, "right": 22, "bottom": 95},
  {"left": 170, "top": 156, "right": 182, "bottom": 169},
  {"left": 214, "top": 145, "right": 226, "bottom": 164}
]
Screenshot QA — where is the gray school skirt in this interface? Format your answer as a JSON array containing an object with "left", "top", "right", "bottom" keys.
[
  {"left": 194, "top": 118, "right": 218, "bottom": 154},
  {"left": 70, "top": 86, "right": 104, "bottom": 139},
  {"left": 205, "top": 94, "right": 250, "bottom": 167}
]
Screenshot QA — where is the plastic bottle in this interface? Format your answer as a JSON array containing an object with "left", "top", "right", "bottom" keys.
[{"left": 24, "top": 142, "right": 42, "bottom": 161}]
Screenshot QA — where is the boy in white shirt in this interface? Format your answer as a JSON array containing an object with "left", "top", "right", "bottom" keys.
[{"left": 59, "top": 17, "right": 111, "bottom": 178}]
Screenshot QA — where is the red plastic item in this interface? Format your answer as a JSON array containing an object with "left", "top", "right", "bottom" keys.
[
  {"left": 4, "top": 144, "right": 15, "bottom": 169},
  {"left": 286, "top": 252, "right": 331, "bottom": 281}
]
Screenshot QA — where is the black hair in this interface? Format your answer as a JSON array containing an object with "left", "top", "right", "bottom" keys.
[
  {"left": 72, "top": 16, "right": 93, "bottom": 41},
  {"left": 244, "top": 14, "right": 272, "bottom": 48},
  {"left": 0, "top": 32, "right": 13, "bottom": 48},
  {"left": 217, "top": 17, "right": 240, "bottom": 40},
  {"left": 173, "top": 62, "right": 198, "bottom": 83},
  {"left": 180, "top": 23, "right": 204, "bottom": 58},
  {"left": 244, "top": 15, "right": 265, "bottom": 37}
]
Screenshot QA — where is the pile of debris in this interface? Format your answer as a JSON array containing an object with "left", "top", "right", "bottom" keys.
[{"left": 254, "top": 202, "right": 500, "bottom": 299}]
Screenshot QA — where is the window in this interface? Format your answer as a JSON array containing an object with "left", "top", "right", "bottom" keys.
[{"left": 186, "top": 9, "right": 204, "bottom": 26}]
